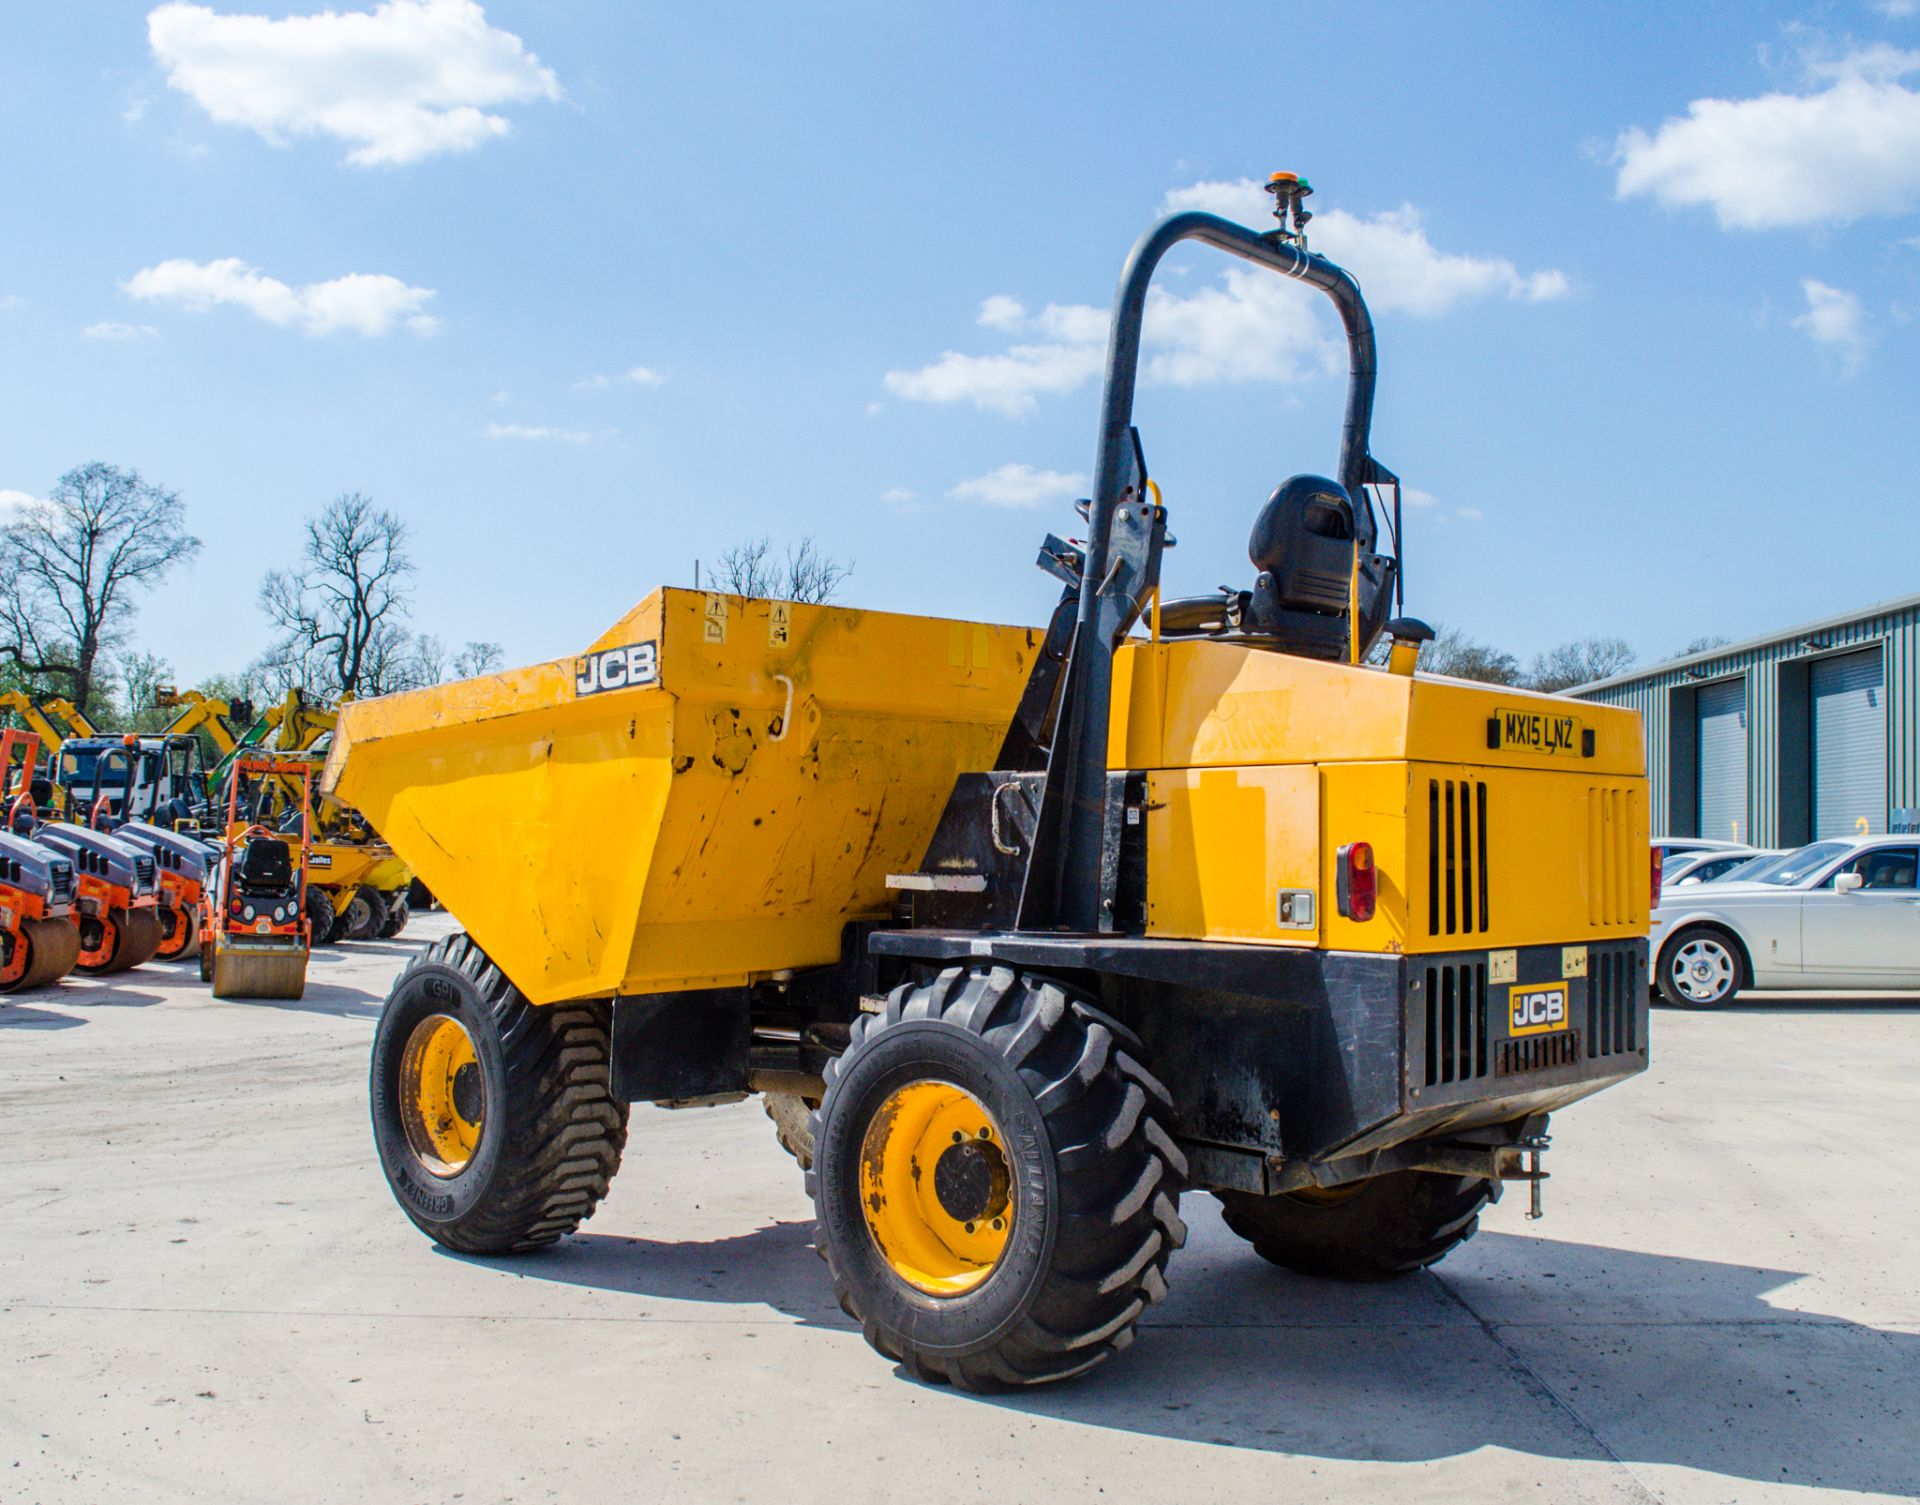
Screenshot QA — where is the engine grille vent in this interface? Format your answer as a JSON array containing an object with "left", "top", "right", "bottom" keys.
[
  {"left": 50, "top": 861, "right": 74, "bottom": 902},
  {"left": 134, "top": 855, "right": 156, "bottom": 887},
  {"left": 1428, "top": 779, "right": 1490, "bottom": 937},
  {"left": 1587, "top": 942, "right": 1638, "bottom": 1058},
  {"left": 1421, "top": 959, "right": 1490, "bottom": 1087},
  {"left": 1498, "top": 1032, "right": 1583, "bottom": 1075},
  {"left": 1585, "top": 784, "right": 1641, "bottom": 926}
]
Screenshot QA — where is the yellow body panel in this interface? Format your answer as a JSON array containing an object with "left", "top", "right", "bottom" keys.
[
  {"left": 1119, "top": 640, "right": 1649, "bottom": 956},
  {"left": 328, "top": 588, "right": 1036, "bottom": 1004},
  {"left": 1145, "top": 766, "right": 1319, "bottom": 944}
]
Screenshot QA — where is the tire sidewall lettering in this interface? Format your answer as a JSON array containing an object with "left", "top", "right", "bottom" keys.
[{"left": 370, "top": 957, "right": 507, "bottom": 1225}]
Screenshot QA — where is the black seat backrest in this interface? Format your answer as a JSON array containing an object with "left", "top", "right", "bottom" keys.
[
  {"left": 237, "top": 837, "right": 293, "bottom": 890},
  {"left": 1247, "top": 474, "right": 1357, "bottom": 616}
]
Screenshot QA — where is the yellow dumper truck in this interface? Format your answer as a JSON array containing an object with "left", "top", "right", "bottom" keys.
[{"left": 329, "top": 176, "right": 1651, "bottom": 1390}]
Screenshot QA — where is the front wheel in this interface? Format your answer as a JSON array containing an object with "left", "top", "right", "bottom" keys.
[
  {"left": 370, "top": 932, "right": 628, "bottom": 1253},
  {"left": 154, "top": 903, "right": 199, "bottom": 961},
  {"left": 1217, "top": 1170, "right": 1493, "bottom": 1281},
  {"left": 1658, "top": 925, "right": 1743, "bottom": 1009},
  {"left": 75, "top": 907, "right": 165, "bottom": 974},
  {"left": 810, "top": 965, "right": 1187, "bottom": 1390}
]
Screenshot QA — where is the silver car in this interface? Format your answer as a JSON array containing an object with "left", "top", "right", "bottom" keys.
[
  {"left": 1661, "top": 847, "right": 1771, "bottom": 886},
  {"left": 1651, "top": 836, "right": 1920, "bottom": 1008}
]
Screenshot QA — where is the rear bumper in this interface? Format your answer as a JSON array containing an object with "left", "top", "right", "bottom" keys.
[{"left": 871, "top": 929, "right": 1650, "bottom": 1193}]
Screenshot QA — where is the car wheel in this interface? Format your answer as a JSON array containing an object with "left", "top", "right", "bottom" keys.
[{"left": 1658, "top": 926, "right": 1743, "bottom": 1009}]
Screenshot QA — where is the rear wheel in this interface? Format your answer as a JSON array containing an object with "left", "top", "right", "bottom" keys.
[
  {"left": 370, "top": 931, "right": 628, "bottom": 1253},
  {"left": 75, "top": 907, "right": 165, "bottom": 974},
  {"left": 1658, "top": 926, "right": 1743, "bottom": 1009},
  {"left": 1216, "top": 1170, "right": 1492, "bottom": 1281},
  {"left": 811, "top": 965, "right": 1186, "bottom": 1390},
  {"left": 379, "top": 894, "right": 411, "bottom": 938},
  {"left": 343, "top": 885, "right": 388, "bottom": 942}
]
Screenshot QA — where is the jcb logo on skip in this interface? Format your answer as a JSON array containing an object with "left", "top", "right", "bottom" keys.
[{"left": 575, "top": 641, "right": 659, "bottom": 697}]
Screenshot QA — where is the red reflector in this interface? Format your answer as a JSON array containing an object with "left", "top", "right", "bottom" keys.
[
  {"left": 1651, "top": 848, "right": 1663, "bottom": 910},
  {"left": 1337, "top": 841, "right": 1376, "bottom": 922}
]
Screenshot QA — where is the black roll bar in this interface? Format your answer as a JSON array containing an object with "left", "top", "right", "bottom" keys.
[{"left": 1018, "top": 210, "right": 1392, "bottom": 934}]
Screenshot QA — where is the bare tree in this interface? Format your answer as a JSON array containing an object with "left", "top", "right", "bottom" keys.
[
  {"left": 453, "top": 640, "right": 504, "bottom": 678},
  {"left": 1413, "top": 624, "right": 1525, "bottom": 686},
  {"left": 704, "top": 536, "right": 852, "bottom": 604},
  {"left": 114, "top": 650, "right": 177, "bottom": 731},
  {"left": 1528, "top": 635, "right": 1637, "bottom": 694},
  {"left": 1677, "top": 634, "right": 1730, "bottom": 658},
  {"left": 259, "top": 494, "right": 414, "bottom": 698},
  {"left": 0, "top": 463, "right": 202, "bottom": 715}
]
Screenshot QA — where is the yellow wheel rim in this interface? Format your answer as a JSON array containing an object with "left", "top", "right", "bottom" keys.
[
  {"left": 398, "top": 1014, "right": 486, "bottom": 1177},
  {"left": 859, "top": 1079, "right": 1014, "bottom": 1297}
]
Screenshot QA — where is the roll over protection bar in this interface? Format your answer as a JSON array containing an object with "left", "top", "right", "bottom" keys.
[{"left": 1017, "top": 208, "right": 1397, "bottom": 934}]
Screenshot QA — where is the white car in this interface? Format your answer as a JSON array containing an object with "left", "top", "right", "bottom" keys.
[{"left": 1651, "top": 836, "right": 1920, "bottom": 1008}]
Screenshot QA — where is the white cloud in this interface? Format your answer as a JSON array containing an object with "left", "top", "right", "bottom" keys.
[
  {"left": 1403, "top": 486, "right": 1440, "bottom": 509},
  {"left": 1792, "top": 278, "right": 1869, "bottom": 365},
  {"left": 576, "top": 365, "right": 664, "bottom": 390},
  {"left": 82, "top": 321, "right": 160, "bottom": 340},
  {"left": 977, "top": 295, "right": 1027, "bottom": 330},
  {"left": 0, "top": 294, "right": 26, "bottom": 310},
  {"left": 486, "top": 422, "right": 588, "bottom": 442},
  {"left": 1455, "top": 505, "right": 1485, "bottom": 522},
  {"left": 881, "top": 487, "right": 915, "bottom": 505},
  {"left": 147, "top": 0, "right": 562, "bottom": 168},
  {"left": 886, "top": 182, "right": 1564, "bottom": 416},
  {"left": 1875, "top": 2, "right": 1917, "bottom": 19},
  {"left": 1160, "top": 181, "right": 1570, "bottom": 314},
  {"left": 1615, "top": 50, "right": 1920, "bottom": 228},
  {"left": 947, "top": 463, "right": 1088, "bottom": 510},
  {"left": 0, "top": 488, "right": 54, "bottom": 524},
  {"left": 123, "top": 257, "right": 438, "bottom": 335}
]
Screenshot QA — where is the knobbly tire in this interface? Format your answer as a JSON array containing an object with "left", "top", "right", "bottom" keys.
[
  {"left": 370, "top": 931, "right": 628, "bottom": 1254},
  {"left": 764, "top": 1091, "right": 819, "bottom": 1170},
  {"left": 343, "top": 886, "right": 388, "bottom": 942},
  {"left": 306, "top": 886, "right": 340, "bottom": 946},
  {"left": 379, "top": 895, "right": 411, "bottom": 938},
  {"left": 810, "top": 964, "right": 1187, "bottom": 1390},
  {"left": 1216, "top": 1170, "right": 1493, "bottom": 1281}
]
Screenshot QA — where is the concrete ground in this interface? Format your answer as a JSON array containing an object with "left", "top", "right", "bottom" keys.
[{"left": 3, "top": 912, "right": 1916, "bottom": 1505}]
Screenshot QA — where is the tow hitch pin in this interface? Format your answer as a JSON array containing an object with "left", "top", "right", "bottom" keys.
[{"left": 1523, "top": 1134, "right": 1550, "bottom": 1220}]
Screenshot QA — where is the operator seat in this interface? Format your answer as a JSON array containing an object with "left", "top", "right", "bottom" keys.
[
  {"left": 1156, "top": 474, "right": 1396, "bottom": 661},
  {"left": 235, "top": 833, "right": 294, "bottom": 893}
]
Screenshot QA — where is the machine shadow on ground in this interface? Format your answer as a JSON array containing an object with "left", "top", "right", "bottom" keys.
[
  {"left": 494, "top": 1216, "right": 1917, "bottom": 1498},
  {"left": 0, "top": 1001, "right": 87, "bottom": 1029}
]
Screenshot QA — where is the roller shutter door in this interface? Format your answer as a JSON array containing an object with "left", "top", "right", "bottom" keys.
[
  {"left": 1696, "top": 679, "right": 1747, "bottom": 842},
  {"left": 1813, "top": 649, "right": 1886, "bottom": 838}
]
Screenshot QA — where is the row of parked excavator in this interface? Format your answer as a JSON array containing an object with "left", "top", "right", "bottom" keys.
[{"left": 0, "top": 688, "right": 421, "bottom": 1000}]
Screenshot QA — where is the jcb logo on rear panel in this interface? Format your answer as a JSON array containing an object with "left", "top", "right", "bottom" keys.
[
  {"left": 1509, "top": 982, "right": 1569, "bottom": 1036},
  {"left": 575, "top": 641, "right": 659, "bottom": 697}
]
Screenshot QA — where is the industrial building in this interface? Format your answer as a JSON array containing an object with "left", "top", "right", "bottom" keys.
[{"left": 1574, "top": 594, "right": 1920, "bottom": 845}]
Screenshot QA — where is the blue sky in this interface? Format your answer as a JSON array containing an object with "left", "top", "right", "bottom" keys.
[{"left": 3, "top": 1, "right": 1919, "bottom": 688}]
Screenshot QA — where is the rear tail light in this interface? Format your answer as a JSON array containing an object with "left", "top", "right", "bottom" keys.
[
  {"left": 1337, "top": 841, "right": 1376, "bottom": 922},
  {"left": 1650, "top": 848, "right": 1663, "bottom": 910}
]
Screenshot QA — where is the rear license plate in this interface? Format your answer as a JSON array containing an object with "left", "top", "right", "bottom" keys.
[
  {"left": 1508, "top": 981, "right": 1570, "bottom": 1037},
  {"left": 1496, "top": 707, "right": 1583, "bottom": 757}
]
